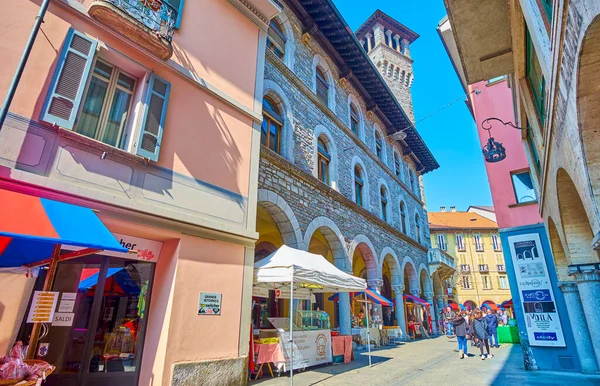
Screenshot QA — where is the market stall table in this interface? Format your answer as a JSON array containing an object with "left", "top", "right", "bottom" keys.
[
  {"left": 381, "top": 327, "right": 403, "bottom": 344},
  {"left": 331, "top": 335, "right": 352, "bottom": 363},
  {"left": 253, "top": 343, "right": 286, "bottom": 379}
]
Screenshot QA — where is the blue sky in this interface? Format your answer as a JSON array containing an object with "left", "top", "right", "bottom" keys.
[{"left": 332, "top": 0, "right": 493, "bottom": 212}]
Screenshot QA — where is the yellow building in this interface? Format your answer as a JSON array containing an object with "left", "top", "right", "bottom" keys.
[{"left": 428, "top": 209, "right": 511, "bottom": 310}]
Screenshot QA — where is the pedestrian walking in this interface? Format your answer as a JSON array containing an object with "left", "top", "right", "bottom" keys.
[
  {"left": 471, "top": 309, "right": 493, "bottom": 360},
  {"left": 445, "top": 306, "right": 455, "bottom": 337},
  {"left": 500, "top": 309, "right": 508, "bottom": 325},
  {"left": 485, "top": 308, "right": 499, "bottom": 348},
  {"left": 452, "top": 311, "right": 469, "bottom": 359}
]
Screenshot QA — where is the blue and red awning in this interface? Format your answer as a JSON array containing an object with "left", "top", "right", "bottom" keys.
[
  {"left": 482, "top": 301, "right": 500, "bottom": 311},
  {"left": 403, "top": 294, "right": 431, "bottom": 307},
  {"left": 0, "top": 189, "right": 127, "bottom": 267},
  {"left": 328, "top": 288, "right": 393, "bottom": 306},
  {"left": 501, "top": 299, "right": 513, "bottom": 308}
]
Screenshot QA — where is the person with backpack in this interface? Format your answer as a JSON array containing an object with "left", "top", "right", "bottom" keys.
[
  {"left": 485, "top": 308, "right": 500, "bottom": 348},
  {"left": 470, "top": 309, "right": 493, "bottom": 360}
]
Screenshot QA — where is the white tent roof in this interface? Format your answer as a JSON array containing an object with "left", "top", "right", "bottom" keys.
[{"left": 254, "top": 245, "right": 366, "bottom": 293}]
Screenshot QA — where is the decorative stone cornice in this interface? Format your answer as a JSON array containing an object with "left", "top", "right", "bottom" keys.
[
  {"left": 227, "top": 0, "right": 282, "bottom": 30},
  {"left": 391, "top": 284, "right": 405, "bottom": 293},
  {"left": 265, "top": 50, "right": 425, "bottom": 205},
  {"left": 557, "top": 281, "right": 579, "bottom": 293},
  {"left": 570, "top": 269, "right": 600, "bottom": 283},
  {"left": 367, "top": 279, "right": 384, "bottom": 289},
  {"left": 260, "top": 147, "right": 428, "bottom": 252}
]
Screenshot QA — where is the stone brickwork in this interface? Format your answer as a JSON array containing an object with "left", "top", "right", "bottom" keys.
[{"left": 258, "top": 3, "right": 433, "bottom": 293}]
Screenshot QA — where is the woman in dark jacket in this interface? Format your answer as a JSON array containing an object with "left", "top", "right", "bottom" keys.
[
  {"left": 470, "top": 309, "right": 493, "bottom": 359},
  {"left": 452, "top": 311, "right": 468, "bottom": 359}
]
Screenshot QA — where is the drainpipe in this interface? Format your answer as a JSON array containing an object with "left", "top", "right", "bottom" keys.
[{"left": 0, "top": 0, "right": 51, "bottom": 130}]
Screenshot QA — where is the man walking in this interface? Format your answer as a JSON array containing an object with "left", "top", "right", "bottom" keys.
[
  {"left": 445, "top": 306, "right": 455, "bottom": 337},
  {"left": 485, "top": 308, "right": 499, "bottom": 348}
]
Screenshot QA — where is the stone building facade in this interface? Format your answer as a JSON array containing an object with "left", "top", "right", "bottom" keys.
[
  {"left": 254, "top": 1, "right": 441, "bottom": 336},
  {"left": 445, "top": 0, "right": 600, "bottom": 374}
]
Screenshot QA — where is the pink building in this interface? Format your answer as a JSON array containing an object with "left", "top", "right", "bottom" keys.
[
  {"left": 438, "top": 17, "right": 542, "bottom": 229},
  {"left": 0, "top": 1, "right": 280, "bottom": 385}
]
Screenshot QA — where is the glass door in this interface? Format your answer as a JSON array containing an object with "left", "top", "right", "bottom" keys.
[{"left": 20, "top": 255, "right": 154, "bottom": 386}]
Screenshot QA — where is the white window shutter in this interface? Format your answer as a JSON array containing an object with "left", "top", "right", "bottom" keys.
[{"left": 137, "top": 74, "right": 170, "bottom": 162}]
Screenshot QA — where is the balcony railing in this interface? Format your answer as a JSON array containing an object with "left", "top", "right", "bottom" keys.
[
  {"left": 478, "top": 264, "right": 489, "bottom": 272},
  {"left": 89, "top": 0, "right": 178, "bottom": 59},
  {"left": 497, "top": 264, "right": 506, "bottom": 272},
  {"left": 460, "top": 264, "right": 470, "bottom": 273},
  {"left": 428, "top": 248, "right": 456, "bottom": 269}
]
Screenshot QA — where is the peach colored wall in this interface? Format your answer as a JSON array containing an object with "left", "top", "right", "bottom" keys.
[
  {"left": 0, "top": 272, "right": 36, "bottom": 354},
  {"left": 470, "top": 80, "right": 542, "bottom": 229},
  {"left": 0, "top": 0, "right": 255, "bottom": 196}
]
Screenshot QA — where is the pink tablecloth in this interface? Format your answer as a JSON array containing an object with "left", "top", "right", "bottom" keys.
[
  {"left": 255, "top": 343, "right": 286, "bottom": 364},
  {"left": 331, "top": 335, "right": 352, "bottom": 363}
]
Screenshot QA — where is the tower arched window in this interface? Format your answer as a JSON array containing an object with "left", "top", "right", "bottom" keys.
[
  {"left": 317, "top": 137, "right": 330, "bottom": 185},
  {"left": 400, "top": 201, "right": 407, "bottom": 233},
  {"left": 350, "top": 104, "right": 360, "bottom": 135},
  {"left": 316, "top": 67, "right": 329, "bottom": 105},
  {"left": 415, "top": 213, "right": 421, "bottom": 243},
  {"left": 266, "top": 19, "right": 286, "bottom": 60},
  {"left": 354, "top": 165, "right": 364, "bottom": 206},
  {"left": 375, "top": 131, "right": 383, "bottom": 159},
  {"left": 261, "top": 96, "right": 282, "bottom": 153},
  {"left": 380, "top": 185, "right": 388, "bottom": 221}
]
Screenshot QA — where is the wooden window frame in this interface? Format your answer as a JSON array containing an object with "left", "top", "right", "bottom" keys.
[
  {"left": 354, "top": 166, "right": 364, "bottom": 206},
  {"left": 316, "top": 67, "right": 329, "bottom": 106},
  {"left": 317, "top": 138, "right": 330, "bottom": 185},
  {"left": 261, "top": 96, "right": 283, "bottom": 154}
]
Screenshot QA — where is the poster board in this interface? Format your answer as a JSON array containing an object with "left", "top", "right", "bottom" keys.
[
  {"left": 279, "top": 330, "right": 332, "bottom": 370},
  {"left": 507, "top": 233, "right": 566, "bottom": 347}
]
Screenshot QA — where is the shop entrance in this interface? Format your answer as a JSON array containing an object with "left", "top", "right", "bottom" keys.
[{"left": 18, "top": 254, "right": 154, "bottom": 386}]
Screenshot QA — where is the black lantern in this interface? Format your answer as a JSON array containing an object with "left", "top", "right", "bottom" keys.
[
  {"left": 482, "top": 137, "right": 506, "bottom": 162},
  {"left": 480, "top": 118, "right": 526, "bottom": 163}
]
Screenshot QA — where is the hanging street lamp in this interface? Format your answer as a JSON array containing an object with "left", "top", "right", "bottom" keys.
[{"left": 481, "top": 118, "right": 526, "bottom": 163}]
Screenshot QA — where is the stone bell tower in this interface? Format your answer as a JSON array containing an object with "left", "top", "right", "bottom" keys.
[{"left": 355, "top": 10, "right": 419, "bottom": 122}]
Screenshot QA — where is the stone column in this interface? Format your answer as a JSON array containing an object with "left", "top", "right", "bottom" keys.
[
  {"left": 572, "top": 269, "right": 600, "bottom": 369},
  {"left": 401, "top": 38, "right": 410, "bottom": 58},
  {"left": 424, "top": 291, "right": 436, "bottom": 334},
  {"left": 392, "top": 284, "right": 406, "bottom": 335},
  {"left": 385, "top": 30, "right": 393, "bottom": 48},
  {"left": 393, "top": 35, "right": 401, "bottom": 53},
  {"left": 366, "top": 33, "right": 372, "bottom": 52},
  {"left": 338, "top": 292, "right": 352, "bottom": 336},
  {"left": 373, "top": 24, "right": 385, "bottom": 46},
  {"left": 558, "top": 282, "right": 599, "bottom": 373}
]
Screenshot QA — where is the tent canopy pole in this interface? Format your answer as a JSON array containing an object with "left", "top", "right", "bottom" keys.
[
  {"left": 289, "top": 274, "right": 294, "bottom": 385},
  {"left": 365, "top": 292, "right": 372, "bottom": 367}
]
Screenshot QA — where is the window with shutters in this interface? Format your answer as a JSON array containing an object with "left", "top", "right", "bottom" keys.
[
  {"left": 350, "top": 103, "right": 360, "bottom": 136},
  {"left": 400, "top": 201, "right": 407, "bottom": 233},
  {"left": 375, "top": 131, "right": 383, "bottom": 159},
  {"left": 458, "top": 254, "right": 467, "bottom": 265},
  {"left": 462, "top": 276, "right": 472, "bottom": 289},
  {"left": 316, "top": 67, "right": 329, "bottom": 106},
  {"left": 437, "top": 234, "right": 446, "bottom": 250},
  {"left": 76, "top": 60, "right": 136, "bottom": 148},
  {"left": 394, "top": 152, "right": 401, "bottom": 177},
  {"left": 317, "top": 137, "right": 330, "bottom": 185},
  {"left": 482, "top": 275, "right": 492, "bottom": 289},
  {"left": 380, "top": 185, "right": 388, "bottom": 222},
  {"left": 261, "top": 96, "right": 282, "bottom": 153},
  {"left": 266, "top": 18, "right": 285, "bottom": 60},
  {"left": 415, "top": 214, "right": 421, "bottom": 243},
  {"left": 42, "top": 28, "right": 171, "bottom": 162},
  {"left": 492, "top": 234, "right": 501, "bottom": 251},
  {"left": 474, "top": 233, "right": 483, "bottom": 251},
  {"left": 354, "top": 165, "right": 364, "bottom": 207},
  {"left": 456, "top": 234, "right": 465, "bottom": 251},
  {"left": 477, "top": 253, "right": 485, "bottom": 265},
  {"left": 498, "top": 276, "right": 509, "bottom": 289},
  {"left": 526, "top": 28, "right": 546, "bottom": 126}
]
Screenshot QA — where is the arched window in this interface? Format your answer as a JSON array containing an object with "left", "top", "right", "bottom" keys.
[
  {"left": 409, "top": 170, "right": 416, "bottom": 192},
  {"left": 266, "top": 19, "right": 285, "bottom": 60},
  {"left": 400, "top": 201, "right": 406, "bottom": 233},
  {"left": 317, "top": 137, "right": 330, "bottom": 185},
  {"left": 380, "top": 185, "right": 388, "bottom": 221},
  {"left": 394, "top": 152, "right": 401, "bottom": 177},
  {"left": 375, "top": 131, "right": 383, "bottom": 159},
  {"left": 415, "top": 213, "right": 421, "bottom": 243},
  {"left": 261, "top": 96, "right": 282, "bottom": 153},
  {"left": 316, "top": 67, "right": 329, "bottom": 105},
  {"left": 354, "top": 165, "right": 364, "bottom": 206},
  {"left": 350, "top": 104, "right": 360, "bottom": 135}
]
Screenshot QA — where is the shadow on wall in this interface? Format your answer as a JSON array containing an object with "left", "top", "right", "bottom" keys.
[{"left": 6, "top": 27, "right": 247, "bottom": 209}]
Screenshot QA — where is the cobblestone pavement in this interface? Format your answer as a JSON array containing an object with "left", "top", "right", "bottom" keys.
[{"left": 251, "top": 336, "right": 600, "bottom": 386}]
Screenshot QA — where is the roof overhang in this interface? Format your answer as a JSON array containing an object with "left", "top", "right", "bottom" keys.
[
  {"left": 444, "top": 0, "right": 513, "bottom": 84},
  {"left": 287, "top": 0, "right": 439, "bottom": 173}
]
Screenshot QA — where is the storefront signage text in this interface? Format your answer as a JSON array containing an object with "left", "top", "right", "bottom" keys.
[
  {"left": 27, "top": 291, "right": 59, "bottom": 323},
  {"left": 508, "top": 233, "right": 566, "bottom": 347},
  {"left": 198, "top": 292, "right": 222, "bottom": 315}
]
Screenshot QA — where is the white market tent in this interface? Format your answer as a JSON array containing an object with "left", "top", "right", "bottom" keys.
[{"left": 254, "top": 245, "right": 369, "bottom": 385}]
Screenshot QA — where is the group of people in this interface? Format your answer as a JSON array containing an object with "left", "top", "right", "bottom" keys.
[{"left": 442, "top": 306, "right": 509, "bottom": 360}]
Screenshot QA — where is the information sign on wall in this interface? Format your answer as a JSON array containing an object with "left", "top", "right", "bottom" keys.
[
  {"left": 507, "top": 233, "right": 566, "bottom": 347},
  {"left": 27, "top": 291, "right": 59, "bottom": 323},
  {"left": 198, "top": 292, "right": 222, "bottom": 315}
]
